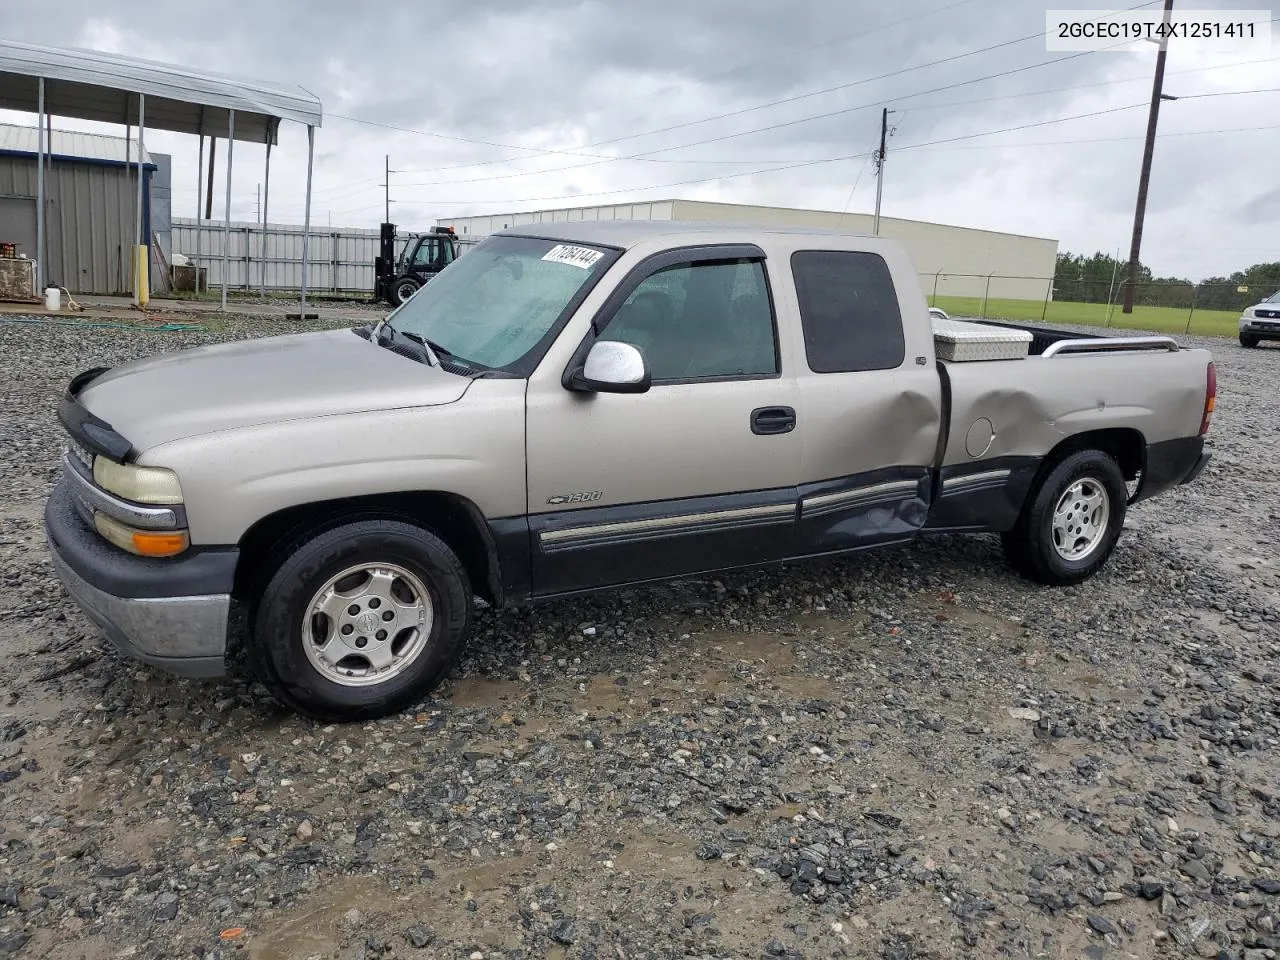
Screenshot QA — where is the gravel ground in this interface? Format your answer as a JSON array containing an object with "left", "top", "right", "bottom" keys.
[{"left": 0, "top": 314, "right": 1277, "bottom": 960}]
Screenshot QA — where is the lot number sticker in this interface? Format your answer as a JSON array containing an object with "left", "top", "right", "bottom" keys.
[{"left": 542, "top": 244, "right": 604, "bottom": 269}]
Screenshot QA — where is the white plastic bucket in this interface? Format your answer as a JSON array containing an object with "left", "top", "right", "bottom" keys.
[{"left": 44, "top": 286, "right": 60, "bottom": 311}]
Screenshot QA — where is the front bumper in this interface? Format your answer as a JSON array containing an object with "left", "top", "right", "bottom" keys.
[
  {"left": 44, "top": 481, "right": 236, "bottom": 678},
  {"left": 1241, "top": 317, "right": 1280, "bottom": 339}
]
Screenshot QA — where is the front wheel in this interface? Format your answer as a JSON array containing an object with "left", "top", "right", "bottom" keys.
[
  {"left": 392, "top": 278, "right": 421, "bottom": 305},
  {"left": 250, "top": 520, "right": 471, "bottom": 721},
  {"left": 1240, "top": 334, "right": 1260, "bottom": 348},
  {"left": 1002, "top": 449, "right": 1127, "bottom": 586}
]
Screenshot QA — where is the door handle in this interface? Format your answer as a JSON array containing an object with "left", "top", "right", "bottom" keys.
[{"left": 751, "top": 406, "right": 796, "bottom": 436}]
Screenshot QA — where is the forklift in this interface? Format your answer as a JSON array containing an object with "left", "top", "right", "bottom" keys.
[{"left": 374, "top": 223, "right": 465, "bottom": 305}]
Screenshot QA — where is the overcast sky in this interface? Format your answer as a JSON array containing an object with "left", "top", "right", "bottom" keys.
[{"left": 2, "top": 0, "right": 1277, "bottom": 279}]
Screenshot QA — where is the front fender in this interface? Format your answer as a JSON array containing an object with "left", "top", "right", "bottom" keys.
[{"left": 140, "top": 381, "right": 528, "bottom": 545}]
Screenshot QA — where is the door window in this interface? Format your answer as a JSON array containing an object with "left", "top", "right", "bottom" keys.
[
  {"left": 599, "top": 259, "right": 777, "bottom": 381},
  {"left": 410, "top": 239, "right": 439, "bottom": 269}
]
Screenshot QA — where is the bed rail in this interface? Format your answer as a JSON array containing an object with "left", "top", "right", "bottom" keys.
[{"left": 1041, "top": 336, "right": 1179, "bottom": 358}]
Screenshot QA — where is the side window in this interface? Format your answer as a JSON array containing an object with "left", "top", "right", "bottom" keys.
[
  {"left": 791, "top": 251, "right": 905, "bottom": 373},
  {"left": 411, "top": 239, "right": 438, "bottom": 268},
  {"left": 600, "top": 258, "right": 777, "bottom": 381}
]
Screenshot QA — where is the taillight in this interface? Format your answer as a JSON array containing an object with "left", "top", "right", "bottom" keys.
[{"left": 1199, "top": 361, "right": 1216, "bottom": 436}]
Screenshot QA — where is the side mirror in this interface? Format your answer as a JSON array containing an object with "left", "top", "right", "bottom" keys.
[{"left": 569, "top": 340, "right": 651, "bottom": 394}]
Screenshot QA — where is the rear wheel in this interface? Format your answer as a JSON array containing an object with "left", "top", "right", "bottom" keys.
[
  {"left": 1002, "top": 449, "right": 1127, "bottom": 586},
  {"left": 250, "top": 519, "right": 470, "bottom": 721},
  {"left": 1240, "top": 334, "right": 1260, "bottom": 348},
  {"left": 392, "top": 278, "right": 420, "bottom": 305}
]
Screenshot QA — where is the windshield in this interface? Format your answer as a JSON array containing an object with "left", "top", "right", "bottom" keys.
[
  {"left": 385, "top": 235, "right": 614, "bottom": 373},
  {"left": 1266, "top": 291, "right": 1280, "bottom": 303}
]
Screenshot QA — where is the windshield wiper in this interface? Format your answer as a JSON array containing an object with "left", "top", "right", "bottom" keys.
[
  {"left": 401, "top": 331, "right": 490, "bottom": 375},
  {"left": 376, "top": 320, "right": 487, "bottom": 374},
  {"left": 373, "top": 321, "right": 437, "bottom": 368},
  {"left": 401, "top": 330, "right": 455, "bottom": 365}
]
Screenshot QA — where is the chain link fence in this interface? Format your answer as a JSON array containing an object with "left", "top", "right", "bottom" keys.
[{"left": 921, "top": 272, "right": 1269, "bottom": 334}]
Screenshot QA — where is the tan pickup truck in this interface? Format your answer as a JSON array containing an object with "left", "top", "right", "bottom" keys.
[{"left": 46, "top": 222, "right": 1216, "bottom": 720}]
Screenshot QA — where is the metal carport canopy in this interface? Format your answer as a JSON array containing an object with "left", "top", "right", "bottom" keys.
[
  {"left": 0, "top": 39, "right": 322, "bottom": 313},
  {"left": 0, "top": 39, "right": 321, "bottom": 142}
]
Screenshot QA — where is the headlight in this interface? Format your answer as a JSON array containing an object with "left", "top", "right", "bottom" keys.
[
  {"left": 94, "top": 512, "right": 189, "bottom": 557},
  {"left": 93, "top": 458, "right": 184, "bottom": 504},
  {"left": 1242, "top": 308, "right": 1255, "bottom": 319}
]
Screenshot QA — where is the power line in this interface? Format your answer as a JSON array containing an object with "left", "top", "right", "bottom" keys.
[
  {"left": 408, "top": 88, "right": 1272, "bottom": 209},
  {"left": 381, "top": 29, "right": 1055, "bottom": 173},
  {"left": 321, "top": 102, "right": 1154, "bottom": 214},
  {"left": 268, "top": 89, "right": 1276, "bottom": 220},
  {"left": 885, "top": 122, "right": 1280, "bottom": 152},
  {"left": 484, "top": 0, "right": 986, "bottom": 139},
  {"left": 259, "top": 117, "right": 1278, "bottom": 223},
  {"left": 398, "top": 73, "right": 1280, "bottom": 192},
  {"left": 358, "top": 1, "right": 1162, "bottom": 177},
  {"left": 327, "top": 0, "right": 986, "bottom": 165},
  {"left": 215, "top": 83, "right": 1280, "bottom": 218},
  {"left": 393, "top": 48, "right": 1138, "bottom": 189},
  {"left": 382, "top": 1, "right": 1164, "bottom": 176}
]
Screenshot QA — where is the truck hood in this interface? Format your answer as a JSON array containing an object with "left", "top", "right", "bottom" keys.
[{"left": 78, "top": 328, "right": 472, "bottom": 451}]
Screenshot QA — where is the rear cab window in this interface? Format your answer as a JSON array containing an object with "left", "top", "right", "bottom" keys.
[{"left": 790, "top": 251, "right": 905, "bottom": 373}]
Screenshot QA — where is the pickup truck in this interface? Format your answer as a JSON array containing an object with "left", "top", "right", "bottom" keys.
[{"left": 46, "top": 222, "right": 1216, "bottom": 720}]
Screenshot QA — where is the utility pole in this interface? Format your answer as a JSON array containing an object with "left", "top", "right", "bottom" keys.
[
  {"left": 1122, "top": 0, "right": 1175, "bottom": 314},
  {"left": 383, "top": 154, "right": 391, "bottom": 224},
  {"left": 873, "top": 108, "right": 896, "bottom": 236}
]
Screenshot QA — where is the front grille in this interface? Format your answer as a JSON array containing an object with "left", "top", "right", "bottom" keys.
[
  {"left": 1256, "top": 309, "right": 1280, "bottom": 320},
  {"left": 66, "top": 438, "right": 93, "bottom": 471}
]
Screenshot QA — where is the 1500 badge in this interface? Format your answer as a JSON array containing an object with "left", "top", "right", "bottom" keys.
[{"left": 547, "top": 491, "right": 603, "bottom": 505}]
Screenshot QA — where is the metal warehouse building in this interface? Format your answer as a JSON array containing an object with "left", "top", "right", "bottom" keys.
[
  {"left": 0, "top": 122, "right": 172, "bottom": 296},
  {"left": 441, "top": 199, "right": 1059, "bottom": 301}
]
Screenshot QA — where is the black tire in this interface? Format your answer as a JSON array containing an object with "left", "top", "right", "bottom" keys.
[
  {"left": 250, "top": 519, "right": 470, "bottom": 721},
  {"left": 392, "top": 278, "right": 420, "bottom": 304},
  {"left": 1002, "top": 449, "right": 1127, "bottom": 586},
  {"left": 1240, "top": 334, "right": 1260, "bottom": 348}
]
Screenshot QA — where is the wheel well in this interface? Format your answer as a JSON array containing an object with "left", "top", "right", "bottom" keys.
[
  {"left": 232, "top": 492, "right": 501, "bottom": 611},
  {"left": 1041, "top": 427, "right": 1145, "bottom": 483}
]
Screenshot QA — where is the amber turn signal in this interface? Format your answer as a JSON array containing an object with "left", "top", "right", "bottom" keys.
[
  {"left": 94, "top": 512, "right": 190, "bottom": 557},
  {"left": 131, "top": 530, "right": 190, "bottom": 557}
]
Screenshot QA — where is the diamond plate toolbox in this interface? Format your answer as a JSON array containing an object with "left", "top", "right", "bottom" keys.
[{"left": 931, "top": 317, "right": 1033, "bottom": 362}]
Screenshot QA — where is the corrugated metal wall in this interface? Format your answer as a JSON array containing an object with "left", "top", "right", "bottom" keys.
[
  {"left": 172, "top": 218, "right": 398, "bottom": 293},
  {"left": 0, "top": 154, "right": 136, "bottom": 295}
]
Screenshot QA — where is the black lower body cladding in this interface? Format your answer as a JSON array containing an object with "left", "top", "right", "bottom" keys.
[
  {"left": 1133, "top": 436, "right": 1210, "bottom": 503},
  {"left": 925, "top": 457, "right": 1040, "bottom": 533}
]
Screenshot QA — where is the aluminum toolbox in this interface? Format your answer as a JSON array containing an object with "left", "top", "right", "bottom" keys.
[{"left": 932, "top": 317, "right": 1032, "bottom": 362}]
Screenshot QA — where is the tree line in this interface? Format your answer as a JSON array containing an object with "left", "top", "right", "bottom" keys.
[{"left": 1054, "top": 252, "right": 1280, "bottom": 311}]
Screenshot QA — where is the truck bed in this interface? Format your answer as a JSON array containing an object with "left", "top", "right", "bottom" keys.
[{"left": 977, "top": 320, "right": 1106, "bottom": 356}]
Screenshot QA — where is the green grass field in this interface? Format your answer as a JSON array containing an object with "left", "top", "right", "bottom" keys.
[{"left": 931, "top": 295, "right": 1241, "bottom": 338}]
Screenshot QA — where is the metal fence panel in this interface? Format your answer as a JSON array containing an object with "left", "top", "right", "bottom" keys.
[{"left": 172, "top": 217, "right": 399, "bottom": 293}]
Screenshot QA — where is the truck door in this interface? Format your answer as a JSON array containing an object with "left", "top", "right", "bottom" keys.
[
  {"left": 407, "top": 238, "right": 439, "bottom": 278},
  {"left": 524, "top": 246, "right": 801, "bottom": 597},
  {"left": 785, "top": 249, "right": 943, "bottom": 555}
]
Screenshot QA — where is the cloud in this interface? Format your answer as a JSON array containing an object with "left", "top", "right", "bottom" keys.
[{"left": 2, "top": 0, "right": 1276, "bottom": 278}]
